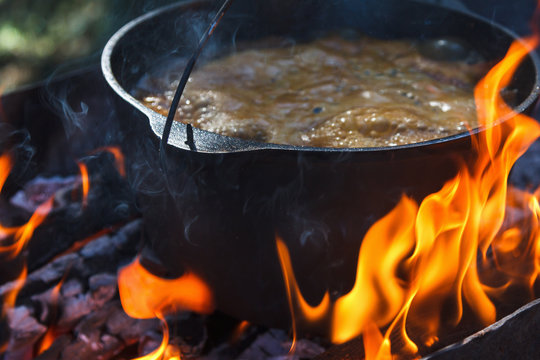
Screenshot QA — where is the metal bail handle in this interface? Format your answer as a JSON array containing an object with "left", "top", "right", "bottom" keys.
[{"left": 159, "top": 0, "right": 235, "bottom": 173}]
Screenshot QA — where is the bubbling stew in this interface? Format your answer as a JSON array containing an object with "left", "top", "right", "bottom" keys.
[{"left": 135, "top": 35, "right": 488, "bottom": 148}]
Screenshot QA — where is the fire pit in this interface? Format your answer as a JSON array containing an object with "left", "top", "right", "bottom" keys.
[{"left": 0, "top": 0, "right": 539, "bottom": 359}]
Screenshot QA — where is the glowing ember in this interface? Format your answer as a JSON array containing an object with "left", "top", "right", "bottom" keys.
[
  {"left": 276, "top": 32, "right": 540, "bottom": 359},
  {"left": 1, "top": 152, "right": 54, "bottom": 258},
  {"left": 36, "top": 278, "right": 65, "bottom": 356},
  {"left": 134, "top": 312, "right": 170, "bottom": 360},
  {"left": 0, "top": 197, "right": 53, "bottom": 259},
  {"left": 53, "top": 227, "right": 114, "bottom": 260},
  {"left": 0, "top": 153, "right": 15, "bottom": 240},
  {"left": 0, "top": 144, "right": 127, "bottom": 358},
  {"left": 0, "top": 153, "right": 12, "bottom": 194},
  {"left": 77, "top": 161, "right": 90, "bottom": 207},
  {"left": 1, "top": 264, "right": 27, "bottom": 316},
  {"left": 92, "top": 146, "right": 126, "bottom": 178},
  {"left": 229, "top": 320, "right": 251, "bottom": 344}
]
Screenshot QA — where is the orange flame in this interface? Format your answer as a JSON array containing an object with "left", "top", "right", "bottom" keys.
[
  {"left": 77, "top": 161, "right": 90, "bottom": 207},
  {"left": 0, "top": 153, "right": 12, "bottom": 194},
  {"left": 36, "top": 278, "right": 65, "bottom": 355},
  {"left": 1, "top": 264, "right": 27, "bottom": 316},
  {"left": 363, "top": 321, "right": 392, "bottom": 360},
  {"left": 276, "top": 236, "right": 330, "bottom": 353},
  {"left": 118, "top": 257, "right": 214, "bottom": 360},
  {"left": 118, "top": 257, "right": 214, "bottom": 319},
  {"left": 0, "top": 153, "right": 14, "bottom": 240},
  {"left": 0, "top": 197, "right": 54, "bottom": 259},
  {"left": 53, "top": 227, "right": 114, "bottom": 260},
  {"left": 276, "top": 34, "right": 540, "bottom": 359},
  {"left": 229, "top": 320, "right": 251, "bottom": 344},
  {"left": 134, "top": 312, "right": 171, "bottom": 360},
  {"left": 1, "top": 153, "right": 54, "bottom": 257},
  {"left": 92, "top": 146, "right": 126, "bottom": 177}
]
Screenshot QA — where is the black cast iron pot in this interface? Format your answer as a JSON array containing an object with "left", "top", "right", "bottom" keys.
[{"left": 102, "top": 0, "right": 540, "bottom": 331}]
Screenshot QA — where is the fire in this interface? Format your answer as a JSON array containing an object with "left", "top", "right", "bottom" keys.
[
  {"left": 0, "top": 153, "right": 12, "bottom": 194},
  {"left": 134, "top": 312, "right": 170, "bottom": 360},
  {"left": 53, "top": 227, "right": 114, "bottom": 260},
  {"left": 77, "top": 161, "right": 90, "bottom": 207},
  {"left": 363, "top": 321, "right": 391, "bottom": 360},
  {"left": 229, "top": 320, "right": 251, "bottom": 344},
  {"left": 118, "top": 257, "right": 214, "bottom": 360},
  {"left": 92, "top": 146, "right": 126, "bottom": 177},
  {"left": 118, "top": 257, "right": 214, "bottom": 319},
  {"left": 0, "top": 143, "right": 130, "bottom": 357},
  {"left": 0, "top": 196, "right": 53, "bottom": 259},
  {"left": 276, "top": 35, "right": 540, "bottom": 358},
  {"left": 1, "top": 151, "right": 54, "bottom": 258},
  {"left": 36, "top": 278, "right": 65, "bottom": 356},
  {"left": 276, "top": 236, "right": 331, "bottom": 352},
  {"left": 1, "top": 264, "right": 27, "bottom": 316},
  {"left": 0, "top": 153, "right": 14, "bottom": 240},
  {"left": 76, "top": 146, "right": 126, "bottom": 207}
]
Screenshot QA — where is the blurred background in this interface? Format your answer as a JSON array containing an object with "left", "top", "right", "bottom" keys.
[
  {"left": 0, "top": 0, "right": 178, "bottom": 91},
  {"left": 0, "top": 0, "right": 536, "bottom": 92}
]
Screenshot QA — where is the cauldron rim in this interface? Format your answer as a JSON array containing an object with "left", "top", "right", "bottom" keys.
[{"left": 101, "top": 0, "right": 540, "bottom": 154}]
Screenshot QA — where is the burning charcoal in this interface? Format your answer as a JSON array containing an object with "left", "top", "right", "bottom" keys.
[
  {"left": 77, "top": 220, "right": 142, "bottom": 277},
  {"left": 20, "top": 173, "right": 138, "bottom": 272},
  {"left": 2, "top": 347, "right": 33, "bottom": 360},
  {"left": 283, "top": 339, "right": 326, "bottom": 359},
  {"left": 9, "top": 175, "right": 77, "bottom": 214},
  {"left": 34, "top": 334, "right": 72, "bottom": 360},
  {"left": 16, "top": 253, "right": 82, "bottom": 304},
  {"left": 56, "top": 281, "right": 116, "bottom": 329},
  {"left": 88, "top": 274, "right": 117, "bottom": 308},
  {"left": 313, "top": 338, "right": 365, "bottom": 360},
  {"left": 60, "top": 279, "right": 82, "bottom": 298},
  {"left": 55, "top": 303, "right": 126, "bottom": 360},
  {"left": 4, "top": 306, "right": 46, "bottom": 353},
  {"left": 138, "top": 329, "right": 163, "bottom": 357},
  {"left": 57, "top": 293, "right": 93, "bottom": 328},
  {"left": 31, "top": 285, "right": 62, "bottom": 323},
  {"left": 88, "top": 273, "right": 116, "bottom": 290},
  {"left": 79, "top": 235, "right": 125, "bottom": 270},
  {"left": 60, "top": 332, "right": 123, "bottom": 360},
  {"left": 26, "top": 254, "right": 81, "bottom": 288},
  {"left": 237, "top": 329, "right": 294, "bottom": 359},
  {"left": 105, "top": 302, "right": 159, "bottom": 343},
  {"left": 200, "top": 319, "right": 262, "bottom": 360},
  {"left": 6, "top": 220, "right": 139, "bottom": 305},
  {"left": 74, "top": 302, "right": 117, "bottom": 336},
  {"left": 165, "top": 314, "right": 208, "bottom": 358}
]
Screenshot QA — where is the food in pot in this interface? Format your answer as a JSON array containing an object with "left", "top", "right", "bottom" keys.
[{"left": 135, "top": 35, "right": 487, "bottom": 148}]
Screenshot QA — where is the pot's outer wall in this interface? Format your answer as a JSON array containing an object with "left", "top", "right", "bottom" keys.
[
  {"left": 135, "top": 140, "right": 473, "bottom": 329},
  {"left": 104, "top": 0, "right": 540, "bottom": 331}
]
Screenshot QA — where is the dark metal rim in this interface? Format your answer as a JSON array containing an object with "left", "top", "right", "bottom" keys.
[{"left": 101, "top": 0, "right": 540, "bottom": 154}]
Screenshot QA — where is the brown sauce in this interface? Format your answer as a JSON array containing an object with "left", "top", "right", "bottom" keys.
[{"left": 135, "top": 35, "right": 487, "bottom": 148}]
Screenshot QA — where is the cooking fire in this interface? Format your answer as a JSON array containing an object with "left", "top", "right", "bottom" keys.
[{"left": 1, "top": 0, "right": 540, "bottom": 359}]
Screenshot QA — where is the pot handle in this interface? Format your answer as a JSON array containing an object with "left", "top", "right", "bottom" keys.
[
  {"left": 148, "top": 111, "right": 270, "bottom": 153},
  {"left": 159, "top": 0, "right": 235, "bottom": 165}
]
